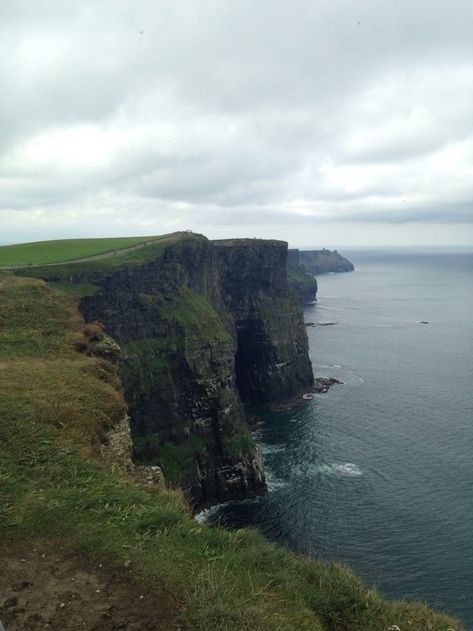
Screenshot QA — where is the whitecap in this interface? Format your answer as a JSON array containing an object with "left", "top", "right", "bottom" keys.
[
  {"left": 332, "top": 462, "right": 362, "bottom": 476},
  {"left": 303, "top": 393, "right": 314, "bottom": 400}
]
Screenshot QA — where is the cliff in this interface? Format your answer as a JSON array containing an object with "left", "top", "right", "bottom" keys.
[
  {"left": 33, "top": 233, "right": 313, "bottom": 507},
  {"left": 1, "top": 256, "right": 464, "bottom": 631},
  {"left": 286, "top": 248, "right": 318, "bottom": 303},
  {"left": 290, "top": 248, "right": 355, "bottom": 274},
  {"left": 213, "top": 239, "right": 314, "bottom": 403}
]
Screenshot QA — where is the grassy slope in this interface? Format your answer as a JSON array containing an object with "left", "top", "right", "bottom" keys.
[
  {"left": 0, "top": 272, "right": 464, "bottom": 630},
  {"left": 0, "top": 236, "right": 164, "bottom": 266},
  {"left": 13, "top": 232, "right": 200, "bottom": 279},
  {"left": 0, "top": 232, "right": 200, "bottom": 271}
]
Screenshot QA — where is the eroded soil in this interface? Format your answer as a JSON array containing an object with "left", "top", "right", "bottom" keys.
[{"left": 0, "top": 544, "right": 178, "bottom": 630}]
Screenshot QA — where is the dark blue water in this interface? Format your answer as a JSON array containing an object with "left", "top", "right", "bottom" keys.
[{"left": 204, "top": 250, "right": 473, "bottom": 628}]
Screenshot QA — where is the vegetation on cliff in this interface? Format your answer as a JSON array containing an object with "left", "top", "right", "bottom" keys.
[
  {"left": 286, "top": 248, "right": 318, "bottom": 304},
  {"left": 0, "top": 265, "right": 464, "bottom": 630},
  {"left": 294, "top": 249, "right": 355, "bottom": 275},
  {"left": 287, "top": 265, "right": 318, "bottom": 303}
]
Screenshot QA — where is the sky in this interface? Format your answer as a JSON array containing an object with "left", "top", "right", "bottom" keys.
[{"left": 1, "top": 0, "right": 472, "bottom": 248}]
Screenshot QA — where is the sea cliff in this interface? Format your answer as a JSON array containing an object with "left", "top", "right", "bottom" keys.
[
  {"left": 1, "top": 239, "right": 464, "bottom": 631},
  {"left": 287, "top": 248, "right": 318, "bottom": 303},
  {"left": 46, "top": 233, "right": 314, "bottom": 507},
  {"left": 290, "top": 248, "right": 355, "bottom": 274}
]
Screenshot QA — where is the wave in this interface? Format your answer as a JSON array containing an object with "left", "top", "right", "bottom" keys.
[
  {"left": 265, "top": 470, "right": 289, "bottom": 491},
  {"left": 291, "top": 462, "right": 363, "bottom": 478},
  {"left": 259, "top": 442, "right": 286, "bottom": 455},
  {"left": 332, "top": 462, "right": 363, "bottom": 476},
  {"left": 194, "top": 502, "right": 228, "bottom": 523}
]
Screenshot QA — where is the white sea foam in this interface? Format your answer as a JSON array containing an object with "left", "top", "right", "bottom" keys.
[
  {"left": 265, "top": 471, "right": 289, "bottom": 491},
  {"left": 293, "top": 462, "right": 363, "bottom": 478},
  {"left": 195, "top": 502, "right": 227, "bottom": 523},
  {"left": 332, "top": 462, "right": 362, "bottom": 476},
  {"left": 259, "top": 442, "right": 285, "bottom": 455}
]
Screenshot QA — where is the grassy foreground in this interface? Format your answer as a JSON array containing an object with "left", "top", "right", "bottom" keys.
[{"left": 0, "top": 272, "right": 464, "bottom": 630}]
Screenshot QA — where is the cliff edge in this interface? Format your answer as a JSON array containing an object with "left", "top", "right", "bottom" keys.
[{"left": 31, "top": 233, "right": 313, "bottom": 507}]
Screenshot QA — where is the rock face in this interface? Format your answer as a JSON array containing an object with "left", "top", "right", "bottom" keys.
[
  {"left": 286, "top": 249, "right": 318, "bottom": 303},
  {"left": 74, "top": 234, "right": 313, "bottom": 508},
  {"left": 290, "top": 248, "right": 354, "bottom": 274},
  {"left": 213, "top": 240, "right": 314, "bottom": 404}
]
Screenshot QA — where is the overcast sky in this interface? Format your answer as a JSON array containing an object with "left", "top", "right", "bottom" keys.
[{"left": 1, "top": 0, "right": 472, "bottom": 247}]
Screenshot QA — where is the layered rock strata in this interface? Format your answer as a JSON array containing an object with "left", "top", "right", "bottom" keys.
[{"left": 49, "top": 234, "right": 313, "bottom": 507}]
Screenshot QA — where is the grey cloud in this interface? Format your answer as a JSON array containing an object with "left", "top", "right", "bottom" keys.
[{"left": 1, "top": 0, "right": 473, "bottom": 244}]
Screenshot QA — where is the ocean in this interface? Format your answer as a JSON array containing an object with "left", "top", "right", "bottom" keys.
[{"left": 203, "top": 249, "right": 473, "bottom": 628}]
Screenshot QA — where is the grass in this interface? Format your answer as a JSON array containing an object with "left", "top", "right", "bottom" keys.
[
  {"left": 0, "top": 273, "right": 465, "bottom": 630},
  {"left": 161, "top": 286, "right": 233, "bottom": 345},
  {"left": 0, "top": 236, "right": 161, "bottom": 266},
  {"left": 288, "top": 265, "right": 318, "bottom": 292},
  {"left": 151, "top": 436, "right": 209, "bottom": 481},
  {"left": 7, "top": 232, "right": 202, "bottom": 278},
  {"left": 0, "top": 234, "right": 195, "bottom": 267}
]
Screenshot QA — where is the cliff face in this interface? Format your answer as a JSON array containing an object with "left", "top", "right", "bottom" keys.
[
  {"left": 286, "top": 249, "right": 318, "bottom": 304},
  {"left": 291, "top": 248, "right": 354, "bottom": 274},
  {"left": 74, "top": 234, "right": 312, "bottom": 507},
  {"left": 213, "top": 240, "right": 314, "bottom": 403}
]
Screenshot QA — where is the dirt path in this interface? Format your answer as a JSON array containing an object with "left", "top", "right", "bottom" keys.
[{"left": 0, "top": 544, "right": 179, "bottom": 630}]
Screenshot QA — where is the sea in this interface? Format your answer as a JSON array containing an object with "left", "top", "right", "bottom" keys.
[{"left": 202, "top": 248, "right": 473, "bottom": 628}]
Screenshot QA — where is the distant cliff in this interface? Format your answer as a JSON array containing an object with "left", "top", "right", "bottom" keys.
[
  {"left": 287, "top": 249, "right": 318, "bottom": 304},
  {"left": 37, "top": 234, "right": 313, "bottom": 508},
  {"left": 290, "top": 248, "right": 354, "bottom": 274}
]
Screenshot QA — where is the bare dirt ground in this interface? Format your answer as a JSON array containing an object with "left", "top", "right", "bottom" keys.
[{"left": 0, "top": 544, "right": 179, "bottom": 630}]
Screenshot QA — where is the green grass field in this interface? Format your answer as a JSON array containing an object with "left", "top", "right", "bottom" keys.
[
  {"left": 0, "top": 235, "right": 167, "bottom": 267},
  {"left": 8, "top": 232, "right": 203, "bottom": 278},
  {"left": 0, "top": 271, "right": 464, "bottom": 630}
]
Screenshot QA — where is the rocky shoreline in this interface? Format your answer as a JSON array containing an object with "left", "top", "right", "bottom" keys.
[{"left": 269, "top": 377, "right": 342, "bottom": 411}]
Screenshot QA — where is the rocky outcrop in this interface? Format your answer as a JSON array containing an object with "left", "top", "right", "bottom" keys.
[
  {"left": 63, "top": 233, "right": 314, "bottom": 508},
  {"left": 290, "top": 248, "right": 354, "bottom": 274}
]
